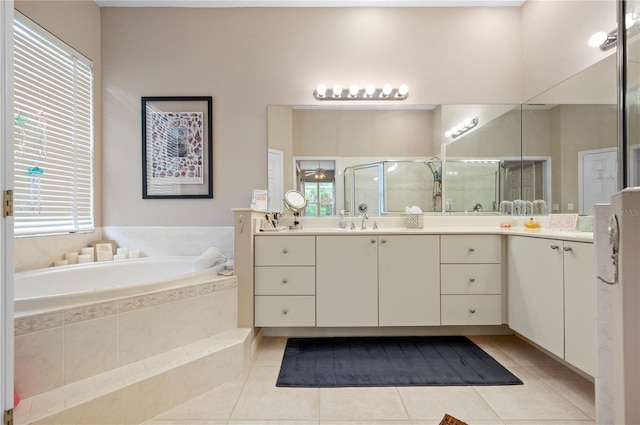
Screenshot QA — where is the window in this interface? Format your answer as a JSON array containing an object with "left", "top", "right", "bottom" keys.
[{"left": 13, "top": 12, "right": 94, "bottom": 236}]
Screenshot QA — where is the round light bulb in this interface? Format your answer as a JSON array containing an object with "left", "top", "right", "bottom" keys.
[
  {"left": 332, "top": 84, "right": 342, "bottom": 97},
  {"left": 627, "top": 13, "right": 637, "bottom": 29},
  {"left": 349, "top": 84, "right": 359, "bottom": 97},
  {"left": 450, "top": 126, "right": 457, "bottom": 134},
  {"left": 316, "top": 84, "right": 327, "bottom": 97},
  {"left": 382, "top": 84, "right": 392, "bottom": 97},
  {"left": 365, "top": 84, "right": 376, "bottom": 96},
  {"left": 588, "top": 31, "right": 608, "bottom": 47},
  {"left": 457, "top": 123, "right": 465, "bottom": 131},
  {"left": 445, "top": 130, "right": 452, "bottom": 138},
  {"left": 463, "top": 118, "right": 472, "bottom": 127},
  {"left": 398, "top": 84, "right": 409, "bottom": 96}
]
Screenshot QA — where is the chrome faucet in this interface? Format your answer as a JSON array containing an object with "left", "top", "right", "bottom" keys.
[{"left": 360, "top": 213, "right": 369, "bottom": 230}]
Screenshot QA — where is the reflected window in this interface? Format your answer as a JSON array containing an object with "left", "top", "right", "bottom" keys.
[
  {"left": 296, "top": 159, "right": 336, "bottom": 216},
  {"left": 303, "top": 182, "right": 335, "bottom": 216}
]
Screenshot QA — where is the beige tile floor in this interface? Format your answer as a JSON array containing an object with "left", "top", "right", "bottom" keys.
[{"left": 145, "top": 334, "right": 595, "bottom": 425}]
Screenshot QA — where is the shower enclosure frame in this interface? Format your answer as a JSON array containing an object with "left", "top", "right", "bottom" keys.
[{"left": 343, "top": 159, "right": 441, "bottom": 215}]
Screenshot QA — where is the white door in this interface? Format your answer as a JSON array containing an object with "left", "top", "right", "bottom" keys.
[
  {"left": 521, "top": 162, "right": 535, "bottom": 201},
  {"left": 508, "top": 168, "right": 521, "bottom": 200},
  {"left": 1, "top": 1, "right": 15, "bottom": 419},
  {"left": 267, "top": 149, "right": 283, "bottom": 212},
  {"left": 579, "top": 147, "right": 617, "bottom": 214}
]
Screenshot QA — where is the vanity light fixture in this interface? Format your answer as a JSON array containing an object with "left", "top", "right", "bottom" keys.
[
  {"left": 313, "top": 83, "right": 409, "bottom": 101},
  {"left": 589, "top": 30, "right": 618, "bottom": 51},
  {"left": 445, "top": 116, "right": 479, "bottom": 139},
  {"left": 589, "top": 12, "right": 639, "bottom": 51}
]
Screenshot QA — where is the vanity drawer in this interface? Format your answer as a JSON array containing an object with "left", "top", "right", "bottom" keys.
[
  {"left": 440, "top": 235, "right": 501, "bottom": 264},
  {"left": 441, "top": 295, "right": 502, "bottom": 325},
  {"left": 441, "top": 264, "right": 502, "bottom": 294},
  {"left": 255, "top": 236, "right": 315, "bottom": 266},
  {"left": 255, "top": 296, "right": 316, "bottom": 327},
  {"left": 255, "top": 266, "right": 315, "bottom": 295}
]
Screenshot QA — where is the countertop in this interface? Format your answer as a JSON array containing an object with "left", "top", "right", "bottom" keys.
[{"left": 256, "top": 226, "right": 594, "bottom": 243}]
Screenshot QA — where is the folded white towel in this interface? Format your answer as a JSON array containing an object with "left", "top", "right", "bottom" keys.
[{"left": 194, "top": 247, "right": 226, "bottom": 271}]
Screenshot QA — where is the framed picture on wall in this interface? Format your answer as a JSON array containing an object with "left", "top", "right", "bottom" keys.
[{"left": 141, "top": 96, "right": 213, "bottom": 199}]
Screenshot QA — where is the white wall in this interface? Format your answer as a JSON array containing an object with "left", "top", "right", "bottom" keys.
[{"left": 520, "top": 0, "right": 616, "bottom": 101}]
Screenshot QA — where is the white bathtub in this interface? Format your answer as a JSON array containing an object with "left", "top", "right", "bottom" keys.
[{"left": 14, "top": 256, "right": 226, "bottom": 315}]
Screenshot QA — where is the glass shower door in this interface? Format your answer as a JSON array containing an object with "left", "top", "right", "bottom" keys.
[{"left": 627, "top": 0, "right": 640, "bottom": 187}]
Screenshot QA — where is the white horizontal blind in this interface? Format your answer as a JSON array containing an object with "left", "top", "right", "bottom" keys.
[{"left": 13, "top": 13, "right": 94, "bottom": 236}]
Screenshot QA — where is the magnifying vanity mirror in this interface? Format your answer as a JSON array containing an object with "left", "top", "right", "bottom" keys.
[{"left": 283, "top": 190, "right": 307, "bottom": 229}]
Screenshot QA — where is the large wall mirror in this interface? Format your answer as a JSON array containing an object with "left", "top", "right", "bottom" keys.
[
  {"left": 523, "top": 54, "right": 617, "bottom": 216},
  {"left": 267, "top": 53, "right": 617, "bottom": 217},
  {"left": 267, "top": 104, "right": 522, "bottom": 216}
]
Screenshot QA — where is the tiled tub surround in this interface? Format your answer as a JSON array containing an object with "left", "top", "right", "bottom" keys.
[{"left": 14, "top": 274, "right": 246, "bottom": 425}]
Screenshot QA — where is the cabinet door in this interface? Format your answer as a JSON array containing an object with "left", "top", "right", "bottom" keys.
[
  {"left": 507, "top": 236, "right": 564, "bottom": 358},
  {"left": 316, "top": 236, "right": 378, "bottom": 327},
  {"left": 378, "top": 235, "right": 440, "bottom": 326},
  {"left": 564, "top": 242, "right": 595, "bottom": 376}
]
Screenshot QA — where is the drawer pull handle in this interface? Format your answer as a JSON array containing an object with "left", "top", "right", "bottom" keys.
[
  {"left": 282, "top": 308, "right": 288, "bottom": 315},
  {"left": 282, "top": 278, "right": 288, "bottom": 284},
  {"left": 371, "top": 239, "right": 376, "bottom": 244},
  {"left": 282, "top": 248, "right": 288, "bottom": 254},
  {"left": 550, "top": 244, "right": 559, "bottom": 250},
  {"left": 469, "top": 247, "right": 475, "bottom": 252},
  {"left": 381, "top": 239, "right": 387, "bottom": 244},
  {"left": 469, "top": 308, "right": 476, "bottom": 314},
  {"left": 469, "top": 278, "right": 476, "bottom": 283},
  {"left": 563, "top": 246, "right": 573, "bottom": 252}
]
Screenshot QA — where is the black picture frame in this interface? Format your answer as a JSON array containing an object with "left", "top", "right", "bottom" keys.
[{"left": 141, "top": 96, "right": 213, "bottom": 199}]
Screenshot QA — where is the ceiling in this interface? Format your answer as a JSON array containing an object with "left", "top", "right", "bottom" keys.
[{"left": 95, "top": 0, "right": 525, "bottom": 7}]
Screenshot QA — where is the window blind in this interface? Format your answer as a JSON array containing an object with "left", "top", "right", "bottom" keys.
[{"left": 13, "top": 13, "right": 94, "bottom": 236}]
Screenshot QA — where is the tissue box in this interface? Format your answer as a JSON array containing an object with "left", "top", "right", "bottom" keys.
[{"left": 406, "top": 214, "right": 424, "bottom": 228}]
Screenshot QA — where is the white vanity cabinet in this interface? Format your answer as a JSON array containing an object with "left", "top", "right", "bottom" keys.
[
  {"left": 440, "top": 235, "right": 502, "bottom": 325},
  {"left": 563, "top": 241, "right": 595, "bottom": 376},
  {"left": 507, "top": 236, "right": 564, "bottom": 357},
  {"left": 254, "top": 235, "right": 316, "bottom": 327},
  {"left": 507, "top": 236, "right": 595, "bottom": 375},
  {"left": 378, "top": 235, "right": 440, "bottom": 326},
  {"left": 316, "top": 236, "right": 379, "bottom": 327},
  {"left": 315, "top": 234, "right": 441, "bottom": 327}
]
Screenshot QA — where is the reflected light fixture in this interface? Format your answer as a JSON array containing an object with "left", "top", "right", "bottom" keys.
[
  {"left": 444, "top": 116, "right": 479, "bottom": 138},
  {"left": 313, "top": 83, "right": 409, "bottom": 101},
  {"left": 589, "top": 12, "right": 640, "bottom": 51}
]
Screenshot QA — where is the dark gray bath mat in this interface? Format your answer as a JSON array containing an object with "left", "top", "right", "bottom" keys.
[{"left": 276, "top": 335, "right": 522, "bottom": 387}]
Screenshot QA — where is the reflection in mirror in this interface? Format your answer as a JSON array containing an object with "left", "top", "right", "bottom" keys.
[
  {"left": 343, "top": 159, "right": 442, "bottom": 215},
  {"left": 295, "top": 159, "right": 335, "bottom": 216},
  {"left": 268, "top": 105, "right": 439, "bottom": 216},
  {"left": 442, "top": 105, "right": 523, "bottom": 213},
  {"left": 268, "top": 104, "right": 526, "bottom": 216},
  {"left": 523, "top": 54, "right": 617, "bottom": 215}
]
